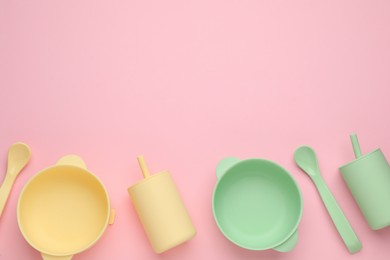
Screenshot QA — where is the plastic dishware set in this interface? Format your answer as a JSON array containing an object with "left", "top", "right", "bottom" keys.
[
  {"left": 212, "top": 133, "right": 390, "bottom": 254},
  {"left": 0, "top": 133, "right": 390, "bottom": 258},
  {"left": 1, "top": 149, "right": 196, "bottom": 259}
]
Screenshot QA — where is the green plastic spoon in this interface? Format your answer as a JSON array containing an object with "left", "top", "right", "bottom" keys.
[{"left": 294, "top": 146, "right": 362, "bottom": 254}]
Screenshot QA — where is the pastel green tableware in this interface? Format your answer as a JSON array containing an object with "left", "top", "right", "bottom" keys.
[
  {"left": 340, "top": 133, "right": 390, "bottom": 230},
  {"left": 294, "top": 146, "right": 362, "bottom": 254},
  {"left": 212, "top": 158, "right": 302, "bottom": 252}
]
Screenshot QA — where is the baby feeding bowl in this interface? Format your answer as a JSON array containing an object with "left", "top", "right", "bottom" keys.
[
  {"left": 212, "top": 158, "right": 302, "bottom": 252},
  {"left": 17, "top": 155, "right": 115, "bottom": 260}
]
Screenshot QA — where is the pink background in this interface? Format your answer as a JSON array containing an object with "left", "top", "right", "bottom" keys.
[{"left": 1, "top": 0, "right": 390, "bottom": 259}]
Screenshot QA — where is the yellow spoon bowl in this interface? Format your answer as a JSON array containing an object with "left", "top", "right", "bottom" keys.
[{"left": 17, "top": 155, "right": 115, "bottom": 260}]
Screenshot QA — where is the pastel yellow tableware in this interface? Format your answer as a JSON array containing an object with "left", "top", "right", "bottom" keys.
[
  {"left": 128, "top": 156, "right": 196, "bottom": 253},
  {"left": 18, "top": 155, "right": 115, "bottom": 260},
  {"left": 0, "top": 142, "right": 31, "bottom": 218}
]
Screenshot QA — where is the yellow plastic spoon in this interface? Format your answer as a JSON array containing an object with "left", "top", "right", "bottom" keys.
[{"left": 0, "top": 142, "right": 31, "bottom": 218}]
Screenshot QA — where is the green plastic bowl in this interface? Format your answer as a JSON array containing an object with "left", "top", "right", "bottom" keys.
[{"left": 212, "top": 158, "right": 302, "bottom": 252}]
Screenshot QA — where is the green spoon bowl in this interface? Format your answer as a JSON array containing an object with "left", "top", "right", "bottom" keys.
[{"left": 212, "top": 158, "right": 302, "bottom": 252}]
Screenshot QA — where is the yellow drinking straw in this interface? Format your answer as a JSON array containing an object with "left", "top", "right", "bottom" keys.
[{"left": 137, "top": 155, "right": 150, "bottom": 178}]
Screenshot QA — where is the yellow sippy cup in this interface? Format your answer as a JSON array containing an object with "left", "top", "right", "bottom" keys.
[{"left": 128, "top": 156, "right": 196, "bottom": 253}]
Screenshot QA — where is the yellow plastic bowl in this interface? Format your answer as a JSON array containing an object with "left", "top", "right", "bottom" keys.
[{"left": 17, "top": 155, "right": 115, "bottom": 260}]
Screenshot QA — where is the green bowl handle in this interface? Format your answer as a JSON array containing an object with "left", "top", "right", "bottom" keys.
[
  {"left": 216, "top": 157, "right": 240, "bottom": 179},
  {"left": 273, "top": 230, "right": 298, "bottom": 252}
]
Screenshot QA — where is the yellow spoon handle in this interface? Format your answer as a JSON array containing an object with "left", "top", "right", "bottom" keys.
[{"left": 0, "top": 172, "right": 17, "bottom": 217}]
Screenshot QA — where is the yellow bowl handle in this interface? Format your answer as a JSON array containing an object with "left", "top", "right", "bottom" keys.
[
  {"left": 56, "top": 155, "right": 87, "bottom": 169},
  {"left": 41, "top": 254, "right": 73, "bottom": 260},
  {"left": 109, "top": 209, "right": 115, "bottom": 224}
]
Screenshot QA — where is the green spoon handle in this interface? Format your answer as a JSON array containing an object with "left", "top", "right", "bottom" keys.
[{"left": 312, "top": 175, "right": 362, "bottom": 254}]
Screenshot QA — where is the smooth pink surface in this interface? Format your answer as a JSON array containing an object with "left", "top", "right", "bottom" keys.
[{"left": 1, "top": 0, "right": 390, "bottom": 259}]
